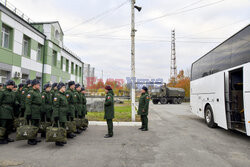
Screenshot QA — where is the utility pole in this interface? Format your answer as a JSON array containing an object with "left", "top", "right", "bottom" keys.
[
  {"left": 170, "top": 29, "right": 177, "bottom": 82},
  {"left": 130, "top": 0, "right": 141, "bottom": 121},
  {"left": 131, "top": 0, "right": 136, "bottom": 122}
]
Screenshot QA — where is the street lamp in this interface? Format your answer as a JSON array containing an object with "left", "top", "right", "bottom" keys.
[{"left": 131, "top": 0, "right": 142, "bottom": 121}]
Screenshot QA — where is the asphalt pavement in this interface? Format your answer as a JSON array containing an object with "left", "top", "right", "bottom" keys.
[{"left": 0, "top": 103, "right": 250, "bottom": 167}]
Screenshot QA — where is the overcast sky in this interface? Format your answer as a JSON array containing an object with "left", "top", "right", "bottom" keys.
[{"left": 8, "top": 0, "right": 250, "bottom": 82}]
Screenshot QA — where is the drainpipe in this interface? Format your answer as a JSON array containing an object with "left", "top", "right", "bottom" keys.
[
  {"left": 41, "top": 41, "right": 46, "bottom": 89},
  {"left": 82, "top": 62, "right": 84, "bottom": 86}
]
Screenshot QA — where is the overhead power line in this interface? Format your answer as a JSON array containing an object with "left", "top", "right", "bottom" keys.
[
  {"left": 136, "top": 0, "right": 226, "bottom": 25},
  {"left": 65, "top": 0, "right": 226, "bottom": 37},
  {"left": 64, "top": 0, "right": 129, "bottom": 33},
  {"left": 66, "top": 35, "right": 221, "bottom": 43}
]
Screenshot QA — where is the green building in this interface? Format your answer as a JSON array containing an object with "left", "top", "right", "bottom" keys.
[{"left": 0, "top": 2, "right": 86, "bottom": 86}]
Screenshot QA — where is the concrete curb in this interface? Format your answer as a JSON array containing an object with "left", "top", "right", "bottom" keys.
[{"left": 89, "top": 121, "right": 141, "bottom": 126}]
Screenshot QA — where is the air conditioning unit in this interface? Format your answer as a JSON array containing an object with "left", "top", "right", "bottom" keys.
[{"left": 14, "top": 71, "right": 21, "bottom": 78}]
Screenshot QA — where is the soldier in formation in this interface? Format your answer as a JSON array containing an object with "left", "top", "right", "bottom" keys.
[
  {"left": 0, "top": 80, "right": 16, "bottom": 144},
  {"left": 53, "top": 82, "right": 68, "bottom": 146},
  {"left": 25, "top": 79, "right": 42, "bottom": 145},
  {"left": 17, "top": 83, "right": 26, "bottom": 117},
  {"left": 0, "top": 79, "right": 88, "bottom": 146},
  {"left": 65, "top": 81, "right": 77, "bottom": 138},
  {"left": 0, "top": 83, "right": 4, "bottom": 91},
  {"left": 41, "top": 83, "right": 53, "bottom": 137}
]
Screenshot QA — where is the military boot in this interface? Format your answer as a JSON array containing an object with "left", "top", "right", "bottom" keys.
[
  {"left": 104, "top": 134, "right": 113, "bottom": 138},
  {"left": 28, "top": 139, "right": 37, "bottom": 145}
]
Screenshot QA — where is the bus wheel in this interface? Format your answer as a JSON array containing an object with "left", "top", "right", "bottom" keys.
[
  {"left": 205, "top": 105, "right": 217, "bottom": 128},
  {"left": 152, "top": 99, "right": 159, "bottom": 104},
  {"left": 160, "top": 98, "right": 167, "bottom": 104}
]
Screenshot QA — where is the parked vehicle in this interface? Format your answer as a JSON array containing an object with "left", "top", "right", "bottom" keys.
[{"left": 151, "top": 84, "right": 185, "bottom": 104}]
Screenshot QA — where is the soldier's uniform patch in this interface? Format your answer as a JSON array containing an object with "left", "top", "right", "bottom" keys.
[
  {"left": 107, "top": 96, "right": 111, "bottom": 100},
  {"left": 27, "top": 94, "right": 31, "bottom": 98},
  {"left": 66, "top": 94, "right": 69, "bottom": 98},
  {"left": 74, "top": 95, "right": 77, "bottom": 97},
  {"left": 42, "top": 95, "right": 45, "bottom": 99},
  {"left": 146, "top": 96, "right": 150, "bottom": 99},
  {"left": 54, "top": 97, "right": 57, "bottom": 102},
  {"left": 22, "top": 91, "right": 25, "bottom": 95}
]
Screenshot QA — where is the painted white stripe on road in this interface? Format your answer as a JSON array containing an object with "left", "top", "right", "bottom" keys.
[{"left": 89, "top": 121, "right": 141, "bottom": 126}]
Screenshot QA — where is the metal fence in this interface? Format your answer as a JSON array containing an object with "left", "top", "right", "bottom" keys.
[{"left": 0, "top": 0, "right": 34, "bottom": 23}]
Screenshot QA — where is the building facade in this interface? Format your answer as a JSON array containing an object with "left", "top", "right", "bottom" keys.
[{"left": 0, "top": 2, "right": 89, "bottom": 86}]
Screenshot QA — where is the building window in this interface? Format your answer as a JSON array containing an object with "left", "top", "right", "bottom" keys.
[
  {"left": 52, "top": 50, "right": 57, "bottom": 66},
  {"left": 0, "top": 70, "right": 10, "bottom": 83},
  {"left": 1, "top": 24, "right": 11, "bottom": 49},
  {"left": 55, "top": 30, "right": 60, "bottom": 40},
  {"left": 21, "top": 74, "right": 29, "bottom": 84},
  {"left": 71, "top": 62, "right": 74, "bottom": 74},
  {"left": 66, "top": 59, "right": 69, "bottom": 72},
  {"left": 75, "top": 65, "right": 78, "bottom": 76},
  {"left": 37, "top": 44, "right": 42, "bottom": 62},
  {"left": 22, "top": 35, "right": 30, "bottom": 57},
  {"left": 79, "top": 67, "right": 82, "bottom": 76},
  {"left": 61, "top": 56, "right": 63, "bottom": 70}
]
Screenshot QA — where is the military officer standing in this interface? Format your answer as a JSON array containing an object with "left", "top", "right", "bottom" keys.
[
  {"left": 0, "top": 80, "right": 16, "bottom": 144},
  {"left": 138, "top": 86, "right": 150, "bottom": 131},
  {"left": 65, "top": 81, "right": 76, "bottom": 138},
  {"left": 104, "top": 85, "right": 114, "bottom": 138},
  {"left": 25, "top": 79, "right": 42, "bottom": 145},
  {"left": 53, "top": 82, "right": 68, "bottom": 146}
]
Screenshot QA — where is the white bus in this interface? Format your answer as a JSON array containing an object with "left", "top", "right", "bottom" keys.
[{"left": 190, "top": 24, "right": 250, "bottom": 135}]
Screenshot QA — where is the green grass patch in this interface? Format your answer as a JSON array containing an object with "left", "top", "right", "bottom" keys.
[{"left": 87, "top": 101, "right": 140, "bottom": 122}]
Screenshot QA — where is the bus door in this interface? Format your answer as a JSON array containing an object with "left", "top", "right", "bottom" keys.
[
  {"left": 228, "top": 68, "right": 245, "bottom": 133},
  {"left": 244, "top": 64, "right": 250, "bottom": 136},
  {"left": 213, "top": 72, "right": 227, "bottom": 129}
]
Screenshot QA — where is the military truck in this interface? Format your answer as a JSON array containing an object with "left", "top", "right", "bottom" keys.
[{"left": 151, "top": 85, "right": 185, "bottom": 104}]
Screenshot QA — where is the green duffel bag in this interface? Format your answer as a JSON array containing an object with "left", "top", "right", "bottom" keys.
[
  {"left": 65, "top": 121, "right": 77, "bottom": 133},
  {"left": 39, "top": 121, "right": 52, "bottom": 133},
  {"left": 46, "top": 122, "right": 67, "bottom": 143},
  {"left": 16, "top": 122, "right": 39, "bottom": 141},
  {"left": 74, "top": 118, "right": 82, "bottom": 128},
  {"left": 0, "top": 127, "right": 6, "bottom": 139},
  {"left": 81, "top": 118, "right": 89, "bottom": 127},
  {"left": 14, "top": 117, "right": 26, "bottom": 129}
]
